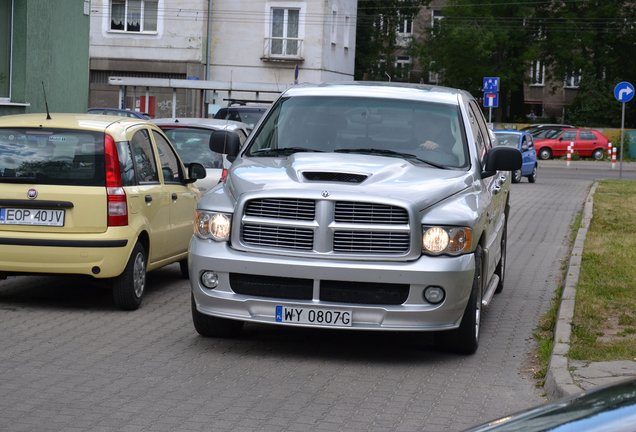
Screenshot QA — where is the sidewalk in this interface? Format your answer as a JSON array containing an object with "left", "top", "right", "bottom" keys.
[{"left": 544, "top": 182, "right": 636, "bottom": 399}]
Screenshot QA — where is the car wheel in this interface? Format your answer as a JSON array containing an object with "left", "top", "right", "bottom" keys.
[
  {"left": 112, "top": 242, "right": 147, "bottom": 310},
  {"left": 179, "top": 258, "right": 189, "bottom": 279},
  {"left": 528, "top": 165, "right": 537, "bottom": 183},
  {"left": 538, "top": 148, "right": 552, "bottom": 160},
  {"left": 435, "top": 245, "right": 482, "bottom": 355},
  {"left": 191, "top": 294, "right": 243, "bottom": 338},
  {"left": 592, "top": 149, "right": 604, "bottom": 160},
  {"left": 512, "top": 169, "right": 522, "bottom": 183},
  {"left": 495, "top": 224, "right": 506, "bottom": 294}
]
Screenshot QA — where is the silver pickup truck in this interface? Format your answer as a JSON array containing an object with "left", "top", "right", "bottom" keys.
[{"left": 189, "top": 82, "right": 521, "bottom": 354}]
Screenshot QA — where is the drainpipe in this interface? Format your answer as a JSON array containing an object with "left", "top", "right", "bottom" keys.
[{"left": 205, "top": 0, "right": 212, "bottom": 116}]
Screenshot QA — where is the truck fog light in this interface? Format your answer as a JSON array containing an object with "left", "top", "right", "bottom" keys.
[
  {"left": 201, "top": 271, "right": 219, "bottom": 289},
  {"left": 424, "top": 286, "right": 445, "bottom": 304}
]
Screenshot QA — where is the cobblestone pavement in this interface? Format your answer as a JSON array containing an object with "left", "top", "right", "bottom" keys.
[{"left": 0, "top": 175, "right": 591, "bottom": 432}]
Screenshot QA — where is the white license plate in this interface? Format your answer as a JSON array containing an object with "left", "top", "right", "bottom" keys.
[
  {"left": 275, "top": 305, "right": 352, "bottom": 327},
  {"left": 0, "top": 208, "right": 65, "bottom": 227}
]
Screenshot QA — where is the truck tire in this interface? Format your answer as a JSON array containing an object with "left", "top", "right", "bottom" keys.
[
  {"left": 191, "top": 294, "right": 243, "bottom": 338},
  {"left": 435, "top": 245, "right": 482, "bottom": 355}
]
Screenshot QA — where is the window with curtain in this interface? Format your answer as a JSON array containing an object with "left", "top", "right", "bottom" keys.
[
  {"left": 530, "top": 60, "right": 544, "bottom": 86},
  {"left": 110, "top": 0, "right": 158, "bottom": 33},
  {"left": 271, "top": 8, "right": 300, "bottom": 56}
]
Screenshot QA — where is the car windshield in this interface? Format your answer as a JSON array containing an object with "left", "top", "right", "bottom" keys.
[
  {"left": 161, "top": 127, "right": 223, "bottom": 169},
  {"left": 494, "top": 133, "right": 520, "bottom": 148},
  {"left": 0, "top": 128, "right": 105, "bottom": 186},
  {"left": 245, "top": 96, "right": 468, "bottom": 168}
]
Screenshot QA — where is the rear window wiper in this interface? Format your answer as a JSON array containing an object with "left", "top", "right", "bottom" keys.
[
  {"left": 251, "top": 147, "right": 324, "bottom": 156},
  {"left": 335, "top": 148, "right": 450, "bottom": 169}
]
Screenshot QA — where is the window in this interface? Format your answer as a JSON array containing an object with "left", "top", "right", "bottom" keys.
[
  {"left": 330, "top": 9, "right": 337, "bottom": 45},
  {"left": 432, "top": 9, "right": 443, "bottom": 33},
  {"left": 130, "top": 129, "right": 159, "bottom": 183},
  {"left": 530, "top": 60, "right": 544, "bottom": 86},
  {"left": 580, "top": 131, "right": 596, "bottom": 140},
  {"left": 428, "top": 61, "right": 440, "bottom": 84},
  {"left": 398, "top": 14, "right": 413, "bottom": 35},
  {"left": 110, "top": 0, "right": 158, "bottom": 33},
  {"left": 395, "top": 56, "right": 411, "bottom": 80},
  {"left": 152, "top": 130, "right": 183, "bottom": 184},
  {"left": 270, "top": 7, "right": 300, "bottom": 56},
  {"left": 564, "top": 70, "right": 582, "bottom": 88},
  {"left": 0, "top": 0, "right": 11, "bottom": 99}
]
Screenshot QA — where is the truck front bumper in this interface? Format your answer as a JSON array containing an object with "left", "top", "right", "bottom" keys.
[{"left": 189, "top": 237, "right": 476, "bottom": 332}]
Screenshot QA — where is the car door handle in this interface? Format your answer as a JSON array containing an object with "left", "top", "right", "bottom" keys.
[
  {"left": 171, "top": 193, "right": 178, "bottom": 201},
  {"left": 145, "top": 195, "right": 152, "bottom": 203}
]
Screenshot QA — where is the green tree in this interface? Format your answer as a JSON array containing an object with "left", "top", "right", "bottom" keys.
[
  {"left": 531, "top": 1, "right": 636, "bottom": 127},
  {"left": 355, "top": 0, "right": 426, "bottom": 81},
  {"left": 415, "top": 0, "right": 536, "bottom": 122}
]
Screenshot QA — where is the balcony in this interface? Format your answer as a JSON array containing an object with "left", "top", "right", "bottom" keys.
[{"left": 261, "top": 37, "right": 304, "bottom": 62}]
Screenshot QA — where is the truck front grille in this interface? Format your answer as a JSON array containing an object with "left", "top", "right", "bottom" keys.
[
  {"left": 229, "top": 273, "right": 409, "bottom": 305},
  {"left": 240, "top": 198, "right": 410, "bottom": 255}
]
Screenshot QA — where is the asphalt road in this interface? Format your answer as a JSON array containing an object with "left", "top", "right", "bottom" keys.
[{"left": 0, "top": 162, "right": 623, "bottom": 432}]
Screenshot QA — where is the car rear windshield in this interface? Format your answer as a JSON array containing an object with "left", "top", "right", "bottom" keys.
[
  {"left": 0, "top": 128, "right": 105, "bottom": 186},
  {"left": 161, "top": 127, "right": 223, "bottom": 169}
]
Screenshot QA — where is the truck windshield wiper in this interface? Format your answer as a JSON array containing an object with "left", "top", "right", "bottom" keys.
[
  {"left": 251, "top": 147, "right": 324, "bottom": 156},
  {"left": 334, "top": 148, "right": 450, "bottom": 169}
]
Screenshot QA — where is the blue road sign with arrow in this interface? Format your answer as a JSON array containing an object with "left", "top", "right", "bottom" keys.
[{"left": 614, "top": 81, "right": 634, "bottom": 103}]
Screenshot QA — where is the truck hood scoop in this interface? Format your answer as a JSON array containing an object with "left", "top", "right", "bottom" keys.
[{"left": 301, "top": 171, "right": 369, "bottom": 183}]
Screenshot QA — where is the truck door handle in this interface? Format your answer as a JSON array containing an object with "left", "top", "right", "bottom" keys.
[
  {"left": 145, "top": 195, "right": 152, "bottom": 203},
  {"left": 172, "top": 193, "right": 178, "bottom": 201}
]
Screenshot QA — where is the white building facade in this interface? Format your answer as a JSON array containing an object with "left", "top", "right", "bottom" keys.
[{"left": 88, "top": 0, "right": 357, "bottom": 117}]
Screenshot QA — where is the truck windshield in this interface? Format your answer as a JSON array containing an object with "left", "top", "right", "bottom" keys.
[{"left": 245, "top": 96, "right": 468, "bottom": 168}]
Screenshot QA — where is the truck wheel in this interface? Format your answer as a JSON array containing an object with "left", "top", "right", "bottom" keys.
[
  {"left": 112, "top": 242, "right": 147, "bottom": 310},
  {"left": 179, "top": 258, "right": 189, "bottom": 279},
  {"left": 191, "top": 294, "right": 243, "bottom": 338},
  {"left": 495, "top": 225, "right": 506, "bottom": 294},
  {"left": 435, "top": 245, "right": 482, "bottom": 355}
]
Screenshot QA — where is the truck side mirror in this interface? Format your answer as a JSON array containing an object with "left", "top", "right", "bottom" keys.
[
  {"left": 482, "top": 146, "right": 522, "bottom": 178},
  {"left": 210, "top": 130, "right": 241, "bottom": 159}
]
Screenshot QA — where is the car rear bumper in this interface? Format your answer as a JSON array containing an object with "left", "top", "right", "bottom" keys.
[
  {"left": 0, "top": 234, "right": 132, "bottom": 278},
  {"left": 189, "top": 237, "right": 476, "bottom": 332}
]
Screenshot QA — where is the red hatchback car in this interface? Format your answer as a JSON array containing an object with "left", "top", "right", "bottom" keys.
[{"left": 534, "top": 128, "right": 609, "bottom": 160}]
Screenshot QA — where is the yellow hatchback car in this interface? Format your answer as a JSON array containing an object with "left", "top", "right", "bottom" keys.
[{"left": 0, "top": 113, "right": 205, "bottom": 310}]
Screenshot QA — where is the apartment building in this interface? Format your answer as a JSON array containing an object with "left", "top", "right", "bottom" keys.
[{"left": 88, "top": 0, "right": 357, "bottom": 118}]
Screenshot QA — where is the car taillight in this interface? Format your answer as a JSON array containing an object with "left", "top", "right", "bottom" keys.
[{"left": 104, "top": 134, "right": 128, "bottom": 226}]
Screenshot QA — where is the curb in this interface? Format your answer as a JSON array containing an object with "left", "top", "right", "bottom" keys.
[{"left": 543, "top": 182, "right": 598, "bottom": 400}]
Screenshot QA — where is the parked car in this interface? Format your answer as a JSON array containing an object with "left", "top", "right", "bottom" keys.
[
  {"left": 520, "top": 123, "right": 574, "bottom": 138},
  {"left": 493, "top": 130, "right": 538, "bottom": 183},
  {"left": 534, "top": 128, "right": 609, "bottom": 160},
  {"left": 189, "top": 82, "right": 521, "bottom": 355},
  {"left": 213, "top": 102, "right": 270, "bottom": 131},
  {"left": 88, "top": 107, "right": 151, "bottom": 120},
  {"left": 464, "top": 378, "right": 636, "bottom": 432},
  {"left": 153, "top": 118, "right": 250, "bottom": 194},
  {"left": 0, "top": 113, "right": 205, "bottom": 310}
]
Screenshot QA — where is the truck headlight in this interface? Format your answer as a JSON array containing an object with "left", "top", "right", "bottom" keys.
[
  {"left": 422, "top": 226, "right": 472, "bottom": 255},
  {"left": 195, "top": 211, "right": 231, "bottom": 241}
]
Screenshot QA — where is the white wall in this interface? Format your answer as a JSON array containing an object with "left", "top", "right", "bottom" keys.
[{"left": 89, "top": 0, "right": 207, "bottom": 63}]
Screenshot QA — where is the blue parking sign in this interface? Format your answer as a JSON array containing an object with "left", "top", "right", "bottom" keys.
[{"left": 483, "top": 77, "right": 500, "bottom": 92}]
